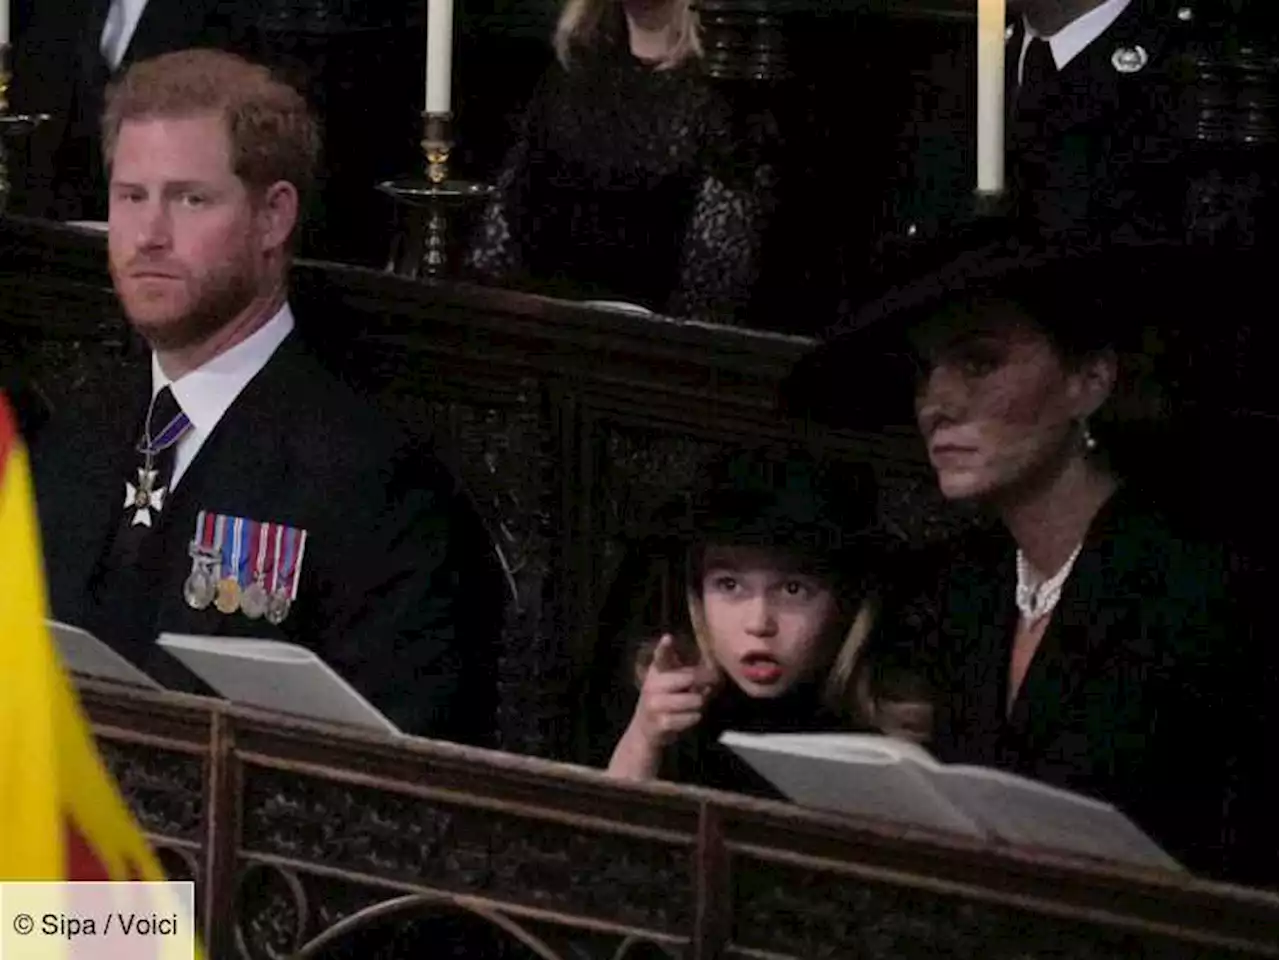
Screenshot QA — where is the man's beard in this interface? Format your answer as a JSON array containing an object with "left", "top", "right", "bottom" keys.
[{"left": 117, "top": 254, "right": 261, "bottom": 353}]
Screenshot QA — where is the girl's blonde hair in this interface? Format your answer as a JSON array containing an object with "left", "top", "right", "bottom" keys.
[{"left": 553, "top": 0, "right": 703, "bottom": 70}]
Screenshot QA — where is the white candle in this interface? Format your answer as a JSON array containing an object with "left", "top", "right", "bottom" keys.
[
  {"left": 976, "top": 0, "right": 1006, "bottom": 194},
  {"left": 1, "top": 0, "right": 10, "bottom": 49},
  {"left": 425, "top": 0, "right": 454, "bottom": 115}
]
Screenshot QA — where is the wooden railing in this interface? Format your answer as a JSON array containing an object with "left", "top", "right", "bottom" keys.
[{"left": 82, "top": 681, "right": 1278, "bottom": 960}]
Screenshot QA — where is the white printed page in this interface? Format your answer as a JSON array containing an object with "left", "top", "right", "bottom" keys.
[
  {"left": 48, "top": 619, "right": 161, "bottom": 689},
  {"left": 156, "top": 633, "right": 400, "bottom": 734},
  {"left": 931, "top": 764, "right": 1182, "bottom": 871},
  {"left": 720, "top": 732, "right": 985, "bottom": 838}
]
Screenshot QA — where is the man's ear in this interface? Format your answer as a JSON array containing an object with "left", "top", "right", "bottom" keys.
[
  {"left": 256, "top": 180, "right": 299, "bottom": 253},
  {"left": 1071, "top": 347, "right": 1118, "bottom": 419}
]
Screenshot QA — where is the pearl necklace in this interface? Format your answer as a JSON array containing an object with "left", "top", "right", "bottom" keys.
[{"left": 1015, "top": 543, "right": 1082, "bottom": 623}]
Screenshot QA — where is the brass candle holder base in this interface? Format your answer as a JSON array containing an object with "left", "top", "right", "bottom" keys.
[
  {"left": 0, "top": 45, "right": 52, "bottom": 215},
  {"left": 972, "top": 188, "right": 1011, "bottom": 218},
  {"left": 379, "top": 111, "right": 493, "bottom": 279},
  {"left": 421, "top": 110, "right": 452, "bottom": 186}
]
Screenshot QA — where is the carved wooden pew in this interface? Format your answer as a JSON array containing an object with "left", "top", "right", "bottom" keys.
[
  {"left": 82, "top": 681, "right": 1276, "bottom": 960},
  {"left": 0, "top": 215, "right": 965, "bottom": 764}
]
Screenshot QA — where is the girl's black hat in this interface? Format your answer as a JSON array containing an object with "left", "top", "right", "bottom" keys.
[{"left": 643, "top": 444, "right": 880, "bottom": 570}]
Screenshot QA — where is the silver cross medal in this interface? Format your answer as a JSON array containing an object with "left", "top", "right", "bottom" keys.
[{"left": 124, "top": 466, "right": 167, "bottom": 527}]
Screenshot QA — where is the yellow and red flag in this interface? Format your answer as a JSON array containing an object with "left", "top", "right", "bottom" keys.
[{"left": 0, "top": 393, "right": 202, "bottom": 956}]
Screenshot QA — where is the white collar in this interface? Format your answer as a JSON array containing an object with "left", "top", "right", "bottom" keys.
[
  {"left": 152, "top": 303, "right": 295, "bottom": 433},
  {"left": 1024, "top": 0, "right": 1133, "bottom": 72}
]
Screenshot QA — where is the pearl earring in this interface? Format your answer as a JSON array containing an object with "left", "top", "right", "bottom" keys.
[{"left": 1081, "top": 420, "right": 1097, "bottom": 452}]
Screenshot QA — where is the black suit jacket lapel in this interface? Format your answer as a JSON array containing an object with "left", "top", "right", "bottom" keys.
[
  {"left": 147, "top": 338, "right": 302, "bottom": 629},
  {"left": 1005, "top": 17, "right": 1022, "bottom": 126},
  {"left": 78, "top": 0, "right": 227, "bottom": 79},
  {"left": 74, "top": 0, "right": 112, "bottom": 114},
  {"left": 1041, "top": 2, "right": 1159, "bottom": 136},
  {"left": 938, "top": 547, "right": 1018, "bottom": 768},
  {"left": 1003, "top": 486, "right": 1139, "bottom": 761},
  {"left": 121, "top": 0, "right": 229, "bottom": 67},
  {"left": 1004, "top": 540, "right": 1111, "bottom": 744}
]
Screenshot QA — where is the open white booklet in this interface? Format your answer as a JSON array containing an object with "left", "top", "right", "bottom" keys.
[
  {"left": 720, "top": 731, "right": 1181, "bottom": 872},
  {"left": 49, "top": 620, "right": 161, "bottom": 690},
  {"left": 47, "top": 620, "right": 398, "bottom": 735},
  {"left": 157, "top": 633, "right": 400, "bottom": 735}
]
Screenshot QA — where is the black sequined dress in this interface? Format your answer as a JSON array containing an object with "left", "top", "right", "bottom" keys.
[{"left": 465, "top": 15, "right": 773, "bottom": 323}]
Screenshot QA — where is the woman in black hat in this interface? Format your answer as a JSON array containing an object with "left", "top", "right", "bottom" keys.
[
  {"left": 791, "top": 241, "right": 1274, "bottom": 886},
  {"left": 600, "top": 445, "right": 903, "bottom": 793}
]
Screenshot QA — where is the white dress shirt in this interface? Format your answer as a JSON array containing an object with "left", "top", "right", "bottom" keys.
[
  {"left": 152, "top": 304, "right": 295, "bottom": 490},
  {"left": 1018, "top": 0, "right": 1134, "bottom": 84},
  {"left": 100, "top": 0, "right": 150, "bottom": 70}
]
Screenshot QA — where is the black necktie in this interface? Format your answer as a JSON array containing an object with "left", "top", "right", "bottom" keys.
[{"left": 1017, "top": 37, "right": 1058, "bottom": 120}]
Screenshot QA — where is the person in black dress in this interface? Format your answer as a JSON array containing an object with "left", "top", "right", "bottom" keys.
[
  {"left": 789, "top": 239, "right": 1275, "bottom": 886},
  {"left": 465, "top": 0, "right": 773, "bottom": 323},
  {"left": 600, "top": 446, "right": 909, "bottom": 795}
]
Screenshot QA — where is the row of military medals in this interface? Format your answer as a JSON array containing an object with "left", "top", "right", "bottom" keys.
[{"left": 184, "top": 511, "right": 307, "bottom": 625}]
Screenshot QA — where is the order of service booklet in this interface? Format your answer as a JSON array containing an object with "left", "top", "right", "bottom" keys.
[{"left": 720, "top": 731, "right": 1180, "bottom": 872}]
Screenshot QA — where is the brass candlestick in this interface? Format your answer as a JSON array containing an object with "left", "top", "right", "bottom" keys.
[
  {"left": 422, "top": 111, "right": 452, "bottom": 185},
  {"left": 0, "top": 43, "right": 51, "bottom": 215},
  {"left": 379, "top": 110, "right": 492, "bottom": 279}
]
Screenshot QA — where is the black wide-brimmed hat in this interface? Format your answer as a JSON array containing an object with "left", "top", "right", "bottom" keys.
[
  {"left": 630, "top": 444, "right": 882, "bottom": 577},
  {"left": 783, "top": 235, "right": 1273, "bottom": 430}
]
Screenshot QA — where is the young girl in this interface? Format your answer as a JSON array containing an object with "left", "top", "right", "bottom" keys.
[{"left": 602, "top": 447, "right": 909, "bottom": 793}]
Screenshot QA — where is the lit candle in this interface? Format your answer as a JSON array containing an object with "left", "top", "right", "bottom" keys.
[
  {"left": 976, "top": 0, "right": 1006, "bottom": 194},
  {"left": 425, "top": 0, "right": 454, "bottom": 115}
]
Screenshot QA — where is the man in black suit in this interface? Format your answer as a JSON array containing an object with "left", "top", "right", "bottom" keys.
[
  {"left": 10, "top": 0, "right": 256, "bottom": 221},
  {"left": 866, "top": 0, "right": 1269, "bottom": 281},
  {"left": 30, "top": 49, "right": 499, "bottom": 744}
]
